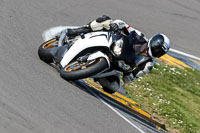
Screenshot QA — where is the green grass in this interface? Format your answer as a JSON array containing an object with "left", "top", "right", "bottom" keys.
[{"left": 124, "top": 62, "right": 200, "bottom": 133}]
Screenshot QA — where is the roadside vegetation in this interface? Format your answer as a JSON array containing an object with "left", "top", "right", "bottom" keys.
[{"left": 124, "top": 62, "right": 200, "bottom": 133}]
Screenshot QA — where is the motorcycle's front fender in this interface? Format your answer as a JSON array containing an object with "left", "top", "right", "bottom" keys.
[{"left": 87, "top": 51, "right": 111, "bottom": 69}]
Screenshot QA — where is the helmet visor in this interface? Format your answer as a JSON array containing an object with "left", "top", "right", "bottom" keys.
[{"left": 150, "top": 34, "right": 166, "bottom": 58}]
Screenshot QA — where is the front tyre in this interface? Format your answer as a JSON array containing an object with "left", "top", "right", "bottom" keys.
[
  {"left": 60, "top": 58, "right": 108, "bottom": 80},
  {"left": 38, "top": 38, "right": 58, "bottom": 63}
]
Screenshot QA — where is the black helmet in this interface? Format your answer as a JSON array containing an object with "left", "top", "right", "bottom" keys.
[{"left": 148, "top": 33, "right": 170, "bottom": 58}]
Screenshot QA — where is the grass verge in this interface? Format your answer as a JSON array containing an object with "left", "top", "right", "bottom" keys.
[{"left": 124, "top": 62, "right": 200, "bottom": 133}]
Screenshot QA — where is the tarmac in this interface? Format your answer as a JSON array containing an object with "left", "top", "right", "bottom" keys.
[{"left": 0, "top": 0, "right": 200, "bottom": 133}]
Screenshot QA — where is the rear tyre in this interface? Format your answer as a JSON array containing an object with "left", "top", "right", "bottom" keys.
[
  {"left": 38, "top": 38, "right": 58, "bottom": 63},
  {"left": 60, "top": 58, "right": 108, "bottom": 80}
]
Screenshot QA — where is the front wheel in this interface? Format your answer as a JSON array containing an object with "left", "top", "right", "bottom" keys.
[
  {"left": 38, "top": 38, "right": 58, "bottom": 63},
  {"left": 60, "top": 58, "right": 109, "bottom": 80}
]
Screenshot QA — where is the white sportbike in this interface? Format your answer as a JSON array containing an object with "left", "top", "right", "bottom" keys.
[{"left": 38, "top": 26, "right": 136, "bottom": 92}]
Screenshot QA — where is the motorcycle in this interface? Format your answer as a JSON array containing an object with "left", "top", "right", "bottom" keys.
[{"left": 38, "top": 26, "right": 137, "bottom": 93}]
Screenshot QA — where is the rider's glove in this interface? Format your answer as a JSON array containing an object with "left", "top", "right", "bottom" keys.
[
  {"left": 109, "top": 23, "right": 119, "bottom": 32},
  {"left": 123, "top": 73, "right": 135, "bottom": 83}
]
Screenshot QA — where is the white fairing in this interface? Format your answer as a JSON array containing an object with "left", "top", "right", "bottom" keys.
[{"left": 60, "top": 31, "right": 113, "bottom": 67}]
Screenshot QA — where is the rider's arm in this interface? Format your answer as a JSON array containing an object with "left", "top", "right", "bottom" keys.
[
  {"left": 122, "top": 60, "right": 154, "bottom": 83},
  {"left": 112, "top": 20, "right": 148, "bottom": 43},
  {"left": 132, "top": 60, "right": 154, "bottom": 78}
]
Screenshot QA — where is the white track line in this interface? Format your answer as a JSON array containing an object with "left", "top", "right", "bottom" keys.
[
  {"left": 170, "top": 48, "right": 200, "bottom": 61},
  {"left": 100, "top": 99, "right": 146, "bottom": 133},
  {"left": 89, "top": 90, "right": 146, "bottom": 133}
]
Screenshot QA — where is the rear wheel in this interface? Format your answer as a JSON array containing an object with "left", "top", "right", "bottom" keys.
[
  {"left": 38, "top": 38, "right": 58, "bottom": 63},
  {"left": 60, "top": 58, "right": 108, "bottom": 80}
]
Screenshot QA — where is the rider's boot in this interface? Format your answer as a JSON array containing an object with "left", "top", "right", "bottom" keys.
[
  {"left": 95, "top": 74, "right": 127, "bottom": 96},
  {"left": 67, "top": 25, "right": 91, "bottom": 37}
]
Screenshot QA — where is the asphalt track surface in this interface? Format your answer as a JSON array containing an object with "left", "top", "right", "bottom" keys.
[{"left": 0, "top": 0, "right": 200, "bottom": 133}]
